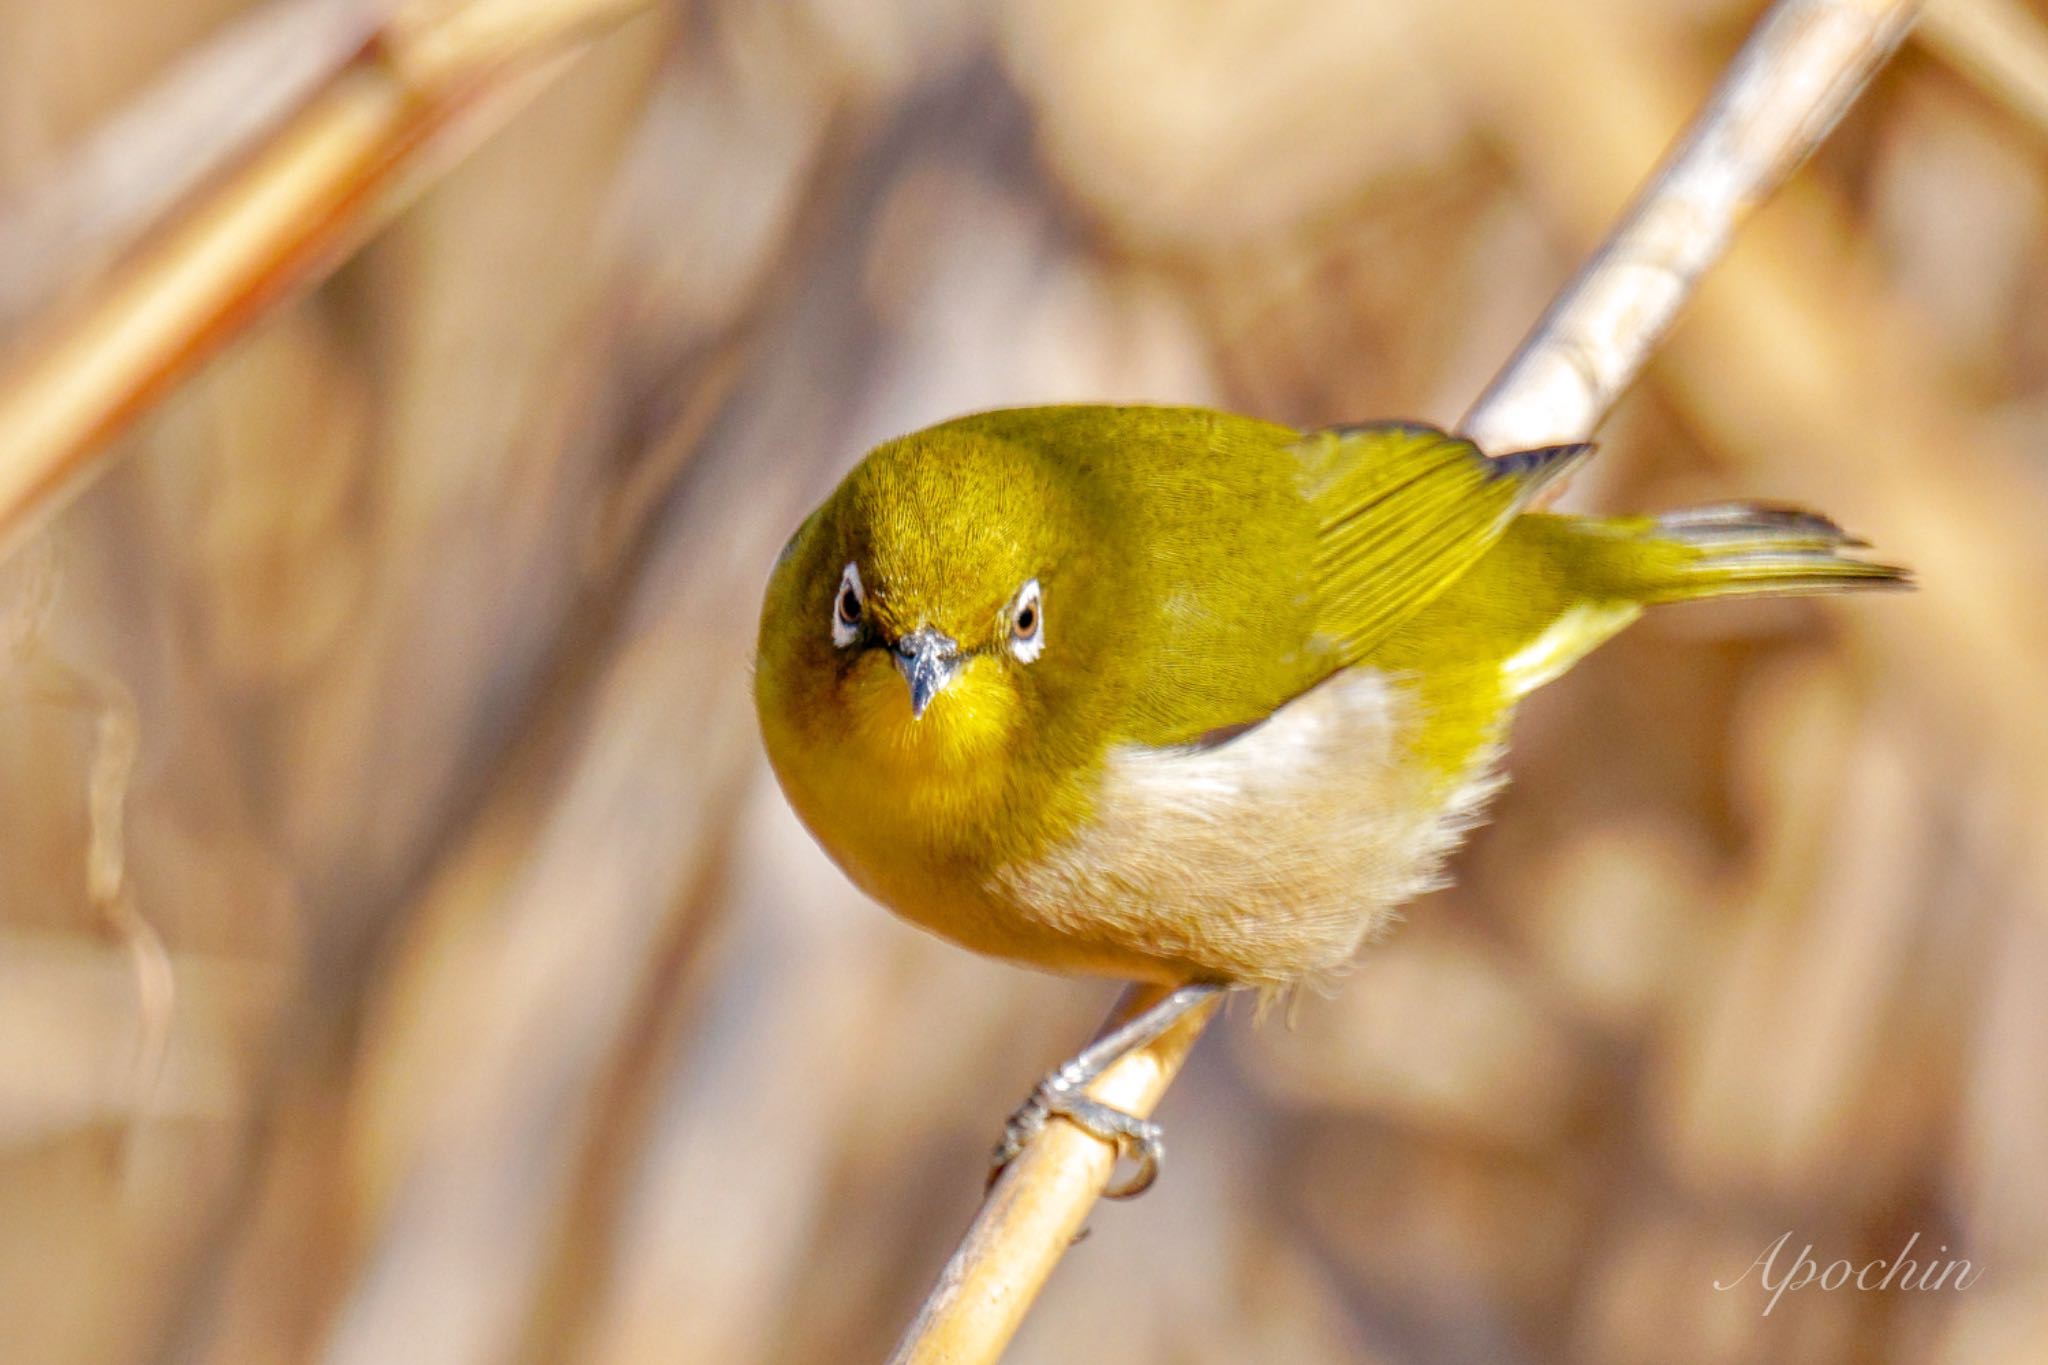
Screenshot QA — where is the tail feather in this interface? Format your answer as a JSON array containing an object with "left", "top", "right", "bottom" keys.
[
  {"left": 1652, "top": 501, "right": 1864, "bottom": 542},
  {"left": 1391, "top": 501, "right": 1909, "bottom": 706},
  {"left": 1622, "top": 503, "right": 1911, "bottom": 603}
]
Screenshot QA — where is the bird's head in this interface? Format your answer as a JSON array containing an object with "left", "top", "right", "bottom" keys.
[{"left": 755, "top": 425, "right": 1093, "bottom": 786}]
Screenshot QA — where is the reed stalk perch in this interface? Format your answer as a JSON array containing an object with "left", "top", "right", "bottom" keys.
[{"left": 889, "top": 2, "right": 1923, "bottom": 1361}]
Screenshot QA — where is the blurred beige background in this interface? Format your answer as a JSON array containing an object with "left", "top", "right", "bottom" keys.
[{"left": 2, "top": 0, "right": 2046, "bottom": 1361}]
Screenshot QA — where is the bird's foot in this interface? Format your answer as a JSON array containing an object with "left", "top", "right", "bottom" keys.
[
  {"left": 990, "top": 1063, "right": 1166, "bottom": 1199},
  {"left": 985, "top": 982, "right": 1222, "bottom": 1200}
]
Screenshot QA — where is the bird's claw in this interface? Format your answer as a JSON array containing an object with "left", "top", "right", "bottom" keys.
[{"left": 987, "top": 1065, "right": 1165, "bottom": 1200}]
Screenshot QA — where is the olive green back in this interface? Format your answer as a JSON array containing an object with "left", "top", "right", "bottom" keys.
[{"left": 928, "top": 406, "right": 1579, "bottom": 749}]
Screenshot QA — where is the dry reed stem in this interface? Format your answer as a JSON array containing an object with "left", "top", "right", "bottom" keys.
[
  {"left": 0, "top": 0, "right": 368, "bottom": 332},
  {"left": 891, "top": 1, "right": 1921, "bottom": 1360},
  {"left": 1919, "top": 0, "right": 2048, "bottom": 138},
  {"left": 0, "top": 0, "right": 656, "bottom": 559},
  {"left": 889, "top": 986, "right": 1219, "bottom": 1365},
  {"left": 0, "top": 620, "right": 173, "bottom": 1149},
  {"left": 1463, "top": 0, "right": 1923, "bottom": 452}
]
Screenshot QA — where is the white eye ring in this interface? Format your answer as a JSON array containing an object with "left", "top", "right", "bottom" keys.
[
  {"left": 1009, "top": 578, "right": 1044, "bottom": 663},
  {"left": 832, "top": 562, "right": 865, "bottom": 648}
]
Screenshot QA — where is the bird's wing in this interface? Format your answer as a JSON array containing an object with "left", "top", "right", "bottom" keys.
[{"left": 1299, "top": 422, "right": 1590, "bottom": 660}]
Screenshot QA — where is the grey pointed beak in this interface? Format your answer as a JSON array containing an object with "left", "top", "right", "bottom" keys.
[{"left": 894, "top": 628, "right": 960, "bottom": 719}]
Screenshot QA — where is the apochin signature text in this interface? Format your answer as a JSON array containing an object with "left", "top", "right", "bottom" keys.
[{"left": 1715, "top": 1231, "right": 1982, "bottom": 1315}]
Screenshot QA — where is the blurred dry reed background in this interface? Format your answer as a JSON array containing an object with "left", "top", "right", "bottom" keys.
[{"left": 1, "top": 0, "right": 2045, "bottom": 1361}]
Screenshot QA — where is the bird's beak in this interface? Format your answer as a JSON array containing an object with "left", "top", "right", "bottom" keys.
[{"left": 894, "top": 628, "right": 960, "bottom": 719}]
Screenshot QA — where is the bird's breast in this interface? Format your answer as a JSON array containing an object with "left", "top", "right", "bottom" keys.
[{"left": 985, "top": 666, "right": 1505, "bottom": 987}]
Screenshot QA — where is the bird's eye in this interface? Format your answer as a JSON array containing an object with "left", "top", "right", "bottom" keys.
[
  {"left": 832, "top": 563, "right": 864, "bottom": 648},
  {"left": 1009, "top": 578, "right": 1044, "bottom": 663}
]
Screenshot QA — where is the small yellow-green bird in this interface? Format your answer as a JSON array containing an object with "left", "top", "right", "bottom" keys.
[{"left": 753, "top": 405, "right": 1905, "bottom": 1195}]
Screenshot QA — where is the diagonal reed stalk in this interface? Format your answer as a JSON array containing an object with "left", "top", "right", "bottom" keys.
[
  {"left": 0, "top": 0, "right": 657, "bottom": 561},
  {"left": 889, "top": 2, "right": 1924, "bottom": 1360}
]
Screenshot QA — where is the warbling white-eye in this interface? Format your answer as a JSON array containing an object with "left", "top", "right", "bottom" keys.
[{"left": 753, "top": 405, "right": 1906, "bottom": 1195}]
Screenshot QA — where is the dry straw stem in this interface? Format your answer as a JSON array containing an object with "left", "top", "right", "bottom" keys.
[
  {"left": 0, "top": 0, "right": 656, "bottom": 559},
  {"left": 1918, "top": 0, "right": 2048, "bottom": 138},
  {"left": 891, "top": 1, "right": 1922, "bottom": 1361},
  {"left": 890, "top": 985, "right": 1220, "bottom": 1364}
]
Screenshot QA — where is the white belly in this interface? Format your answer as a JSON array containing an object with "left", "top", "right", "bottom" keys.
[{"left": 991, "top": 668, "right": 1504, "bottom": 989}]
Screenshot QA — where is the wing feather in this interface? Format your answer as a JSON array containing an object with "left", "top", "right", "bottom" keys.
[{"left": 1298, "top": 423, "right": 1590, "bottom": 659}]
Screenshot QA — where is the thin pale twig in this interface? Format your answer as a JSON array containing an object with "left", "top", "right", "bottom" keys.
[
  {"left": 889, "top": 2, "right": 1922, "bottom": 1361},
  {"left": 1462, "top": 0, "right": 1924, "bottom": 454},
  {"left": 889, "top": 986, "right": 1217, "bottom": 1365}
]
